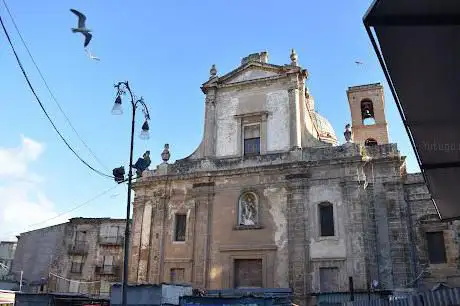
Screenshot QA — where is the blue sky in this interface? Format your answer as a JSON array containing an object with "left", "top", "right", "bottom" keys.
[{"left": 0, "top": 0, "right": 419, "bottom": 239}]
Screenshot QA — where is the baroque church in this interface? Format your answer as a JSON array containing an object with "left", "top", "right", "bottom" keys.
[{"left": 128, "top": 51, "right": 460, "bottom": 304}]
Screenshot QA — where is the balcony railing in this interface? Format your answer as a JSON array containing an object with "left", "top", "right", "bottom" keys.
[
  {"left": 68, "top": 240, "right": 89, "bottom": 255},
  {"left": 95, "top": 264, "right": 119, "bottom": 275},
  {"left": 99, "top": 235, "right": 124, "bottom": 246}
]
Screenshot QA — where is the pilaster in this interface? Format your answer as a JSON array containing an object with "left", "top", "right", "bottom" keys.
[
  {"left": 383, "top": 180, "right": 412, "bottom": 288},
  {"left": 286, "top": 174, "right": 309, "bottom": 304},
  {"left": 204, "top": 89, "right": 217, "bottom": 157},
  {"left": 288, "top": 85, "right": 301, "bottom": 149},
  {"left": 340, "top": 180, "right": 368, "bottom": 290},
  {"left": 191, "top": 182, "right": 215, "bottom": 288},
  {"left": 147, "top": 192, "right": 166, "bottom": 284},
  {"left": 128, "top": 195, "right": 147, "bottom": 283}
]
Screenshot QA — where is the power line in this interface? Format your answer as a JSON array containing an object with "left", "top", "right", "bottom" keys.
[
  {"left": 1, "top": 184, "right": 120, "bottom": 237},
  {"left": 0, "top": 14, "right": 114, "bottom": 180},
  {"left": 1, "top": 0, "right": 109, "bottom": 172}
]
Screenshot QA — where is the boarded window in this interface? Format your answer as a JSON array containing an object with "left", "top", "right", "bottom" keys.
[
  {"left": 170, "top": 268, "right": 185, "bottom": 283},
  {"left": 233, "top": 259, "right": 263, "bottom": 288},
  {"left": 99, "top": 281, "right": 111, "bottom": 296},
  {"left": 319, "top": 267, "right": 339, "bottom": 292},
  {"left": 102, "top": 255, "right": 114, "bottom": 273},
  {"left": 174, "top": 214, "right": 187, "bottom": 241},
  {"left": 319, "top": 203, "right": 335, "bottom": 237},
  {"left": 69, "top": 280, "right": 80, "bottom": 293},
  {"left": 243, "top": 125, "right": 260, "bottom": 156},
  {"left": 426, "top": 231, "right": 447, "bottom": 264}
]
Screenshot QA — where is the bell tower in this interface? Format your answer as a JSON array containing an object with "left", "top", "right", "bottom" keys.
[{"left": 346, "top": 83, "right": 389, "bottom": 146}]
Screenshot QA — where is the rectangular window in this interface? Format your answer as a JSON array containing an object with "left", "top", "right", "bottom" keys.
[
  {"left": 170, "top": 268, "right": 185, "bottom": 283},
  {"left": 75, "top": 231, "right": 86, "bottom": 242},
  {"left": 426, "top": 231, "right": 447, "bottom": 264},
  {"left": 174, "top": 214, "right": 187, "bottom": 242},
  {"left": 71, "top": 255, "right": 83, "bottom": 273},
  {"left": 319, "top": 267, "right": 339, "bottom": 292},
  {"left": 319, "top": 204, "right": 335, "bottom": 237},
  {"left": 243, "top": 125, "right": 260, "bottom": 156}
]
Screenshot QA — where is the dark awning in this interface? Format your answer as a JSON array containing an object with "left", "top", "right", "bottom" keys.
[{"left": 363, "top": 0, "right": 460, "bottom": 220}]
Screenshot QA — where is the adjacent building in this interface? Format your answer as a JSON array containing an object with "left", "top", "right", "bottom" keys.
[
  {"left": 0, "top": 241, "right": 16, "bottom": 279},
  {"left": 12, "top": 217, "right": 127, "bottom": 296},
  {"left": 127, "top": 50, "right": 460, "bottom": 305}
]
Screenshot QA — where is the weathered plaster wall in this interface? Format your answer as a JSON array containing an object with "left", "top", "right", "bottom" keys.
[
  {"left": 266, "top": 90, "right": 290, "bottom": 152},
  {"left": 215, "top": 84, "right": 290, "bottom": 157},
  {"left": 404, "top": 173, "right": 460, "bottom": 289},
  {"left": 308, "top": 183, "right": 346, "bottom": 260}
]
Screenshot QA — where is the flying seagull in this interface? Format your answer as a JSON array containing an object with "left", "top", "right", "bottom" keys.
[
  {"left": 355, "top": 60, "right": 364, "bottom": 65},
  {"left": 70, "top": 9, "right": 92, "bottom": 48},
  {"left": 85, "top": 48, "right": 100, "bottom": 61}
]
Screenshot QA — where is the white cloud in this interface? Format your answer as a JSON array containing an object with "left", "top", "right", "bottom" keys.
[{"left": 0, "top": 136, "right": 70, "bottom": 241}]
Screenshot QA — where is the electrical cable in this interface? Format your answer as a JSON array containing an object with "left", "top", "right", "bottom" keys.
[
  {"left": 0, "top": 184, "right": 120, "bottom": 238},
  {"left": 1, "top": 0, "right": 109, "bottom": 172},
  {"left": 0, "top": 14, "right": 114, "bottom": 180},
  {"left": 48, "top": 272, "right": 102, "bottom": 285}
]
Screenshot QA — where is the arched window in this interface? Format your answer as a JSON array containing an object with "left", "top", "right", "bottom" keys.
[
  {"left": 238, "top": 192, "right": 258, "bottom": 226},
  {"left": 319, "top": 202, "right": 335, "bottom": 237},
  {"left": 361, "top": 99, "right": 376, "bottom": 125},
  {"left": 365, "top": 138, "right": 378, "bottom": 146}
]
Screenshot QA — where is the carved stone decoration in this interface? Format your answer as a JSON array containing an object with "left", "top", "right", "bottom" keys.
[
  {"left": 344, "top": 124, "right": 352, "bottom": 143},
  {"left": 238, "top": 192, "right": 258, "bottom": 226},
  {"left": 290, "top": 48, "right": 298, "bottom": 66},
  {"left": 161, "top": 144, "right": 170, "bottom": 163},
  {"left": 209, "top": 64, "right": 217, "bottom": 79}
]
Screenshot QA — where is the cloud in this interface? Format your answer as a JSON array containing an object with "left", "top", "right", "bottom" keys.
[{"left": 0, "top": 136, "right": 70, "bottom": 241}]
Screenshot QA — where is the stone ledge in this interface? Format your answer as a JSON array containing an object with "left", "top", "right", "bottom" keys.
[
  {"left": 163, "top": 258, "right": 192, "bottom": 263},
  {"left": 219, "top": 244, "right": 277, "bottom": 252},
  {"left": 233, "top": 225, "right": 264, "bottom": 231}
]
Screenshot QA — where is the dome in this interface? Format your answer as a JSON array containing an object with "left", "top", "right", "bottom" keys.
[{"left": 312, "top": 112, "right": 338, "bottom": 145}]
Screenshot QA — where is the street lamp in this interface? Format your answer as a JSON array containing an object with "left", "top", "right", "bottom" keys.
[{"left": 112, "top": 81, "right": 150, "bottom": 306}]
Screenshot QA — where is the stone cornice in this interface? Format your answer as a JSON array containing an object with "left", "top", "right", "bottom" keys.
[
  {"left": 201, "top": 62, "right": 304, "bottom": 94},
  {"left": 133, "top": 158, "right": 365, "bottom": 188},
  {"left": 219, "top": 244, "right": 277, "bottom": 252}
]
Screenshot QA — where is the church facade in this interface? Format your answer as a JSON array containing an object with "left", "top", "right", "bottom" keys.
[{"left": 128, "top": 51, "right": 460, "bottom": 302}]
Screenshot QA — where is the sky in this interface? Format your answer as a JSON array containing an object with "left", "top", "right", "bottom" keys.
[{"left": 0, "top": 0, "right": 420, "bottom": 240}]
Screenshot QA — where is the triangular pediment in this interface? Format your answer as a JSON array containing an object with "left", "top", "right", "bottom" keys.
[
  {"left": 224, "top": 67, "right": 279, "bottom": 84},
  {"left": 201, "top": 62, "right": 303, "bottom": 93},
  {"left": 219, "top": 63, "right": 284, "bottom": 85}
]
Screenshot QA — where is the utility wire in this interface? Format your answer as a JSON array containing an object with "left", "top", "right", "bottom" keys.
[
  {"left": 1, "top": 184, "right": 120, "bottom": 237},
  {"left": 0, "top": 14, "right": 114, "bottom": 180},
  {"left": 1, "top": 0, "right": 109, "bottom": 172}
]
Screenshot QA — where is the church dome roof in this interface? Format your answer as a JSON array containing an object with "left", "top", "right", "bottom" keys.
[{"left": 312, "top": 112, "right": 338, "bottom": 145}]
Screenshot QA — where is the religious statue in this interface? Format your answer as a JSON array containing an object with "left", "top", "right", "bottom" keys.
[
  {"left": 239, "top": 193, "right": 258, "bottom": 226},
  {"left": 133, "top": 150, "right": 151, "bottom": 177},
  {"left": 344, "top": 124, "right": 352, "bottom": 143},
  {"left": 161, "top": 144, "right": 170, "bottom": 163}
]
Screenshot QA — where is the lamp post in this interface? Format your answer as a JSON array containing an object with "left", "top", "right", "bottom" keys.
[{"left": 112, "top": 81, "right": 150, "bottom": 306}]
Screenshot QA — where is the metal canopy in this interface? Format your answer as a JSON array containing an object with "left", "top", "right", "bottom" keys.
[{"left": 364, "top": 0, "right": 460, "bottom": 220}]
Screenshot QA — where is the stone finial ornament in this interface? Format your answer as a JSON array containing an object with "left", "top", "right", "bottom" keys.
[
  {"left": 209, "top": 64, "right": 217, "bottom": 79},
  {"left": 290, "top": 48, "right": 298, "bottom": 66},
  {"left": 344, "top": 124, "right": 352, "bottom": 143},
  {"left": 161, "top": 144, "right": 170, "bottom": 163}
]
